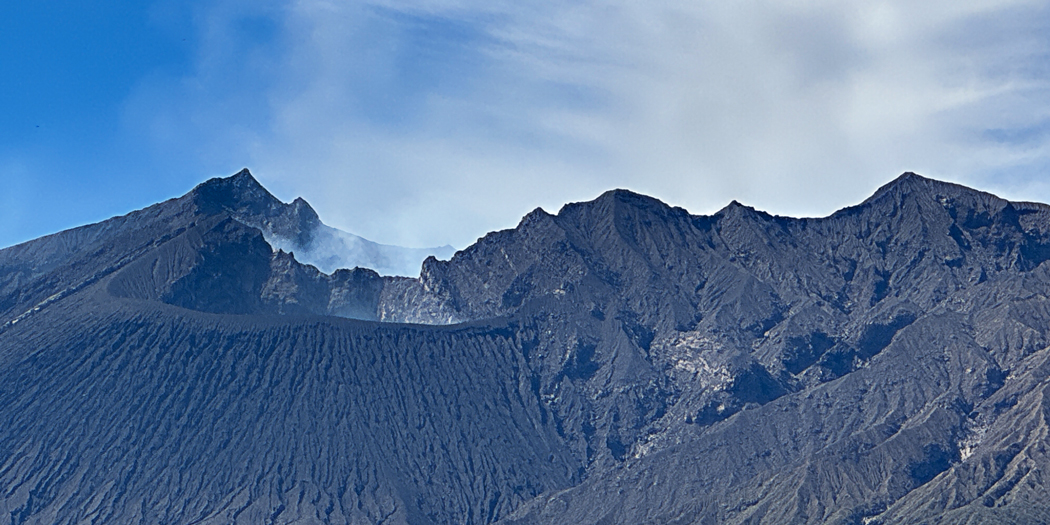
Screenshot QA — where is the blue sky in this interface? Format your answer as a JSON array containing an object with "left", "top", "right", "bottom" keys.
[{"left": 4, "top": 0, "right": 1050, "bottom": 250}]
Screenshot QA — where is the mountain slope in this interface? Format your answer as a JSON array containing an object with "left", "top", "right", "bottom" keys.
[
  {"left": 4, "top": 171, "right": 1050, "bottom": 524},
  {"left": 0, "top": 170, "right": 450, "bottom": 320},
  {"left": 197, "top": 170, "right": 454, "bottom": 276},
  {"left": 0, "top": 291, "right": 578, "bottom": 524}
]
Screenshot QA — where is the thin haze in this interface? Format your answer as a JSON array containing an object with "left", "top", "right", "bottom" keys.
[{"left": 3, "top": 0, "right": 1050, "bottom": 249}]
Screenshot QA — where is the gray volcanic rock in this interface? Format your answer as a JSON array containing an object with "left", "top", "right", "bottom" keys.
[
  {"left": 5, "top": 170, "right": 1050, "bottom": 524},
  {"left": 0, "top": 296, "right": 578, "bottom": 524},
  {"left": 193, "top": 168, "right": 454, "bottom": 276}
]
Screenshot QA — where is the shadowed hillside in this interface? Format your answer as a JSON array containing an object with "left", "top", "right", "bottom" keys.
[{"left": 4, "top": 171, "right": 1050, "bottom": 524}]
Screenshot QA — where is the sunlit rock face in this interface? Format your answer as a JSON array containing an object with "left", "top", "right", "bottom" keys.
[{"left": 4, "top": 170, "right": 1050, "bottom": 524}]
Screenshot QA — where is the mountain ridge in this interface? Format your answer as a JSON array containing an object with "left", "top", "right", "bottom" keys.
[
  {"left": 193, "top": 169, "right": 456, "bottom": 276},
  {"left": 4, "top": 171, "right": 1050, "bottom": 523}
]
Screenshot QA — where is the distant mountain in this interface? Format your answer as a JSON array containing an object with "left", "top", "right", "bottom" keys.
[{"left": 4, "top": 170, "right": 1050, "bottom": 524}]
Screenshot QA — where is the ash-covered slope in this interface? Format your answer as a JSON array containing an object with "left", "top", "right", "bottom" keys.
[
  {"left": 0, "top": 292, "right": 578, "bottom": 524},
  {"left": 0, "top": 172, "right": 579, "bottom": 524},
  {"left": 5, "top": 171, "right": 1050, "bottom": 524}
]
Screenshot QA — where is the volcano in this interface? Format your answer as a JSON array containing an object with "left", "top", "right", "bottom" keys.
[{"left": 3, "top": 171, "right": 1050, "bottom": 524}]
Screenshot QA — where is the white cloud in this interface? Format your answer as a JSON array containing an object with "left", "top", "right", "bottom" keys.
[{"left": 127, "top": 0, "right": 1050, "bottom": 247}]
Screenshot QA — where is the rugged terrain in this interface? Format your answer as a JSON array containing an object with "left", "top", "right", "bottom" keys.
[
  {"left": 189, "top": 169, "right": 453, "bottom": 276},
  {"left": 4, "top": 170, "right": 1050, "bottom": 524}
]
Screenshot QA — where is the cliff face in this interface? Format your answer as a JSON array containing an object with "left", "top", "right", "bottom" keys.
[{"left": 4, "top": 171, "right": 1050, "bottom": 524}]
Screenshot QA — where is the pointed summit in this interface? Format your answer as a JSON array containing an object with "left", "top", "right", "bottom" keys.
[
  {"left": 596, "top": 188, "right": 666, "bottom": 208},
  {"left": 290, "top": 196, "right": 321, "bottom": 224},
  {"left": 561, "top": 188, "right": 672, "bottom": 218},
  {"left": 718, "top": 200, "right": 747, "bottom": 212},
  {"left": 192, "top": 168, "right": 282, "bottom": 216},
  {"left": 231, "top": 167, "right": 255, "bottom": 180},
  {"left": 857, "top": 171, "right": 983, "bottom": 210},
  {"left": 895, "top": 171, "right": 926, "bottom": 182},
  {"left": 189, "top": 169, "right": 320, "bottom": 249},
  {"left": 184, "top": 169, "right": 454, "bottom": 276},
  {"left": 205, "top": 167, "right": 267, "bottom": 197},
  {"left": 226, "top": 168, "right": 268, "bottom": 194},
  {"left": 714, "top": 199, "right": 772, "bottom": 220},
  {"left": 873, "top": 171, "right": 932, "bottom": 196},
  {"left": 554, "top": 188, "right": 688, "bottom": 237}
]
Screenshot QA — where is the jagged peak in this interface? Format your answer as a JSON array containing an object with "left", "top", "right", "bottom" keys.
[
  {"left": 599, "top": 188, "right": 642, "bottom": 199},
  {"left": 713, "top": 199, "right": 774, "bottom": 221},
  {"left": 189, "top": 169, "right": 324, "bottom": 251},
  {"left": 517, "top": 207, "right": 555, "bottom": 229},
  {"left": 192, "top": 168, "right": 281, "bottom": 214},
  {"left": 867, "top": 171, "right": 935, "bottom": 199},
  {"left": 207, "top": 168, "right": 269, "bottom": 196},
  {"left": 230, "top": 167, "right": 256, "bottom": 182},
  {"left": 597, "top": 188, "right": 667, "bottom": 208},
  {"left": 847, "top": 172, "right": 1012, "bottom": 217},
  {"left": 289, "top": 196, "right": 320, "bottom": 223},
  {"left": 557, "top": 188, "right": 676, "bottom": 223},
  {"left": 895, "top": 171, "right": 926, "bottom": 183},
  {"left": 870, "top": 172, "right": 980, "bottom": 202},
  {"left": 719, "top": 200, "right": 748, "bottom": 212},
  {"left": 197, "top": 168, "right": 264, "bottom": 191}
]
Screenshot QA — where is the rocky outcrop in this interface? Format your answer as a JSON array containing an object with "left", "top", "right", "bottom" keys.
[{"left": 5, "top": 171, "right": 1050, "bottom": 524}]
